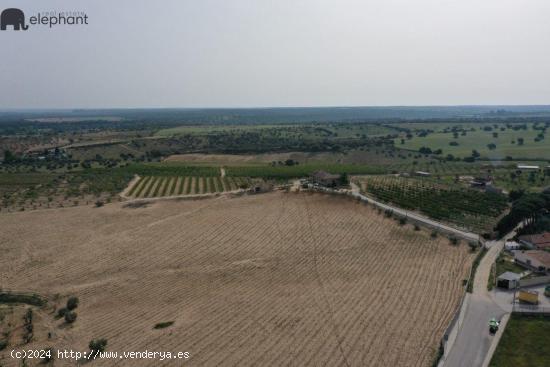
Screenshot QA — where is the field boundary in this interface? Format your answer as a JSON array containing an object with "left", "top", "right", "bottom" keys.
[
  {"left": 119, "top": 174, "right": 141, "bottom": 198},
  {"left": 120, "top": 188, "right": 247, "bottom": 203}
]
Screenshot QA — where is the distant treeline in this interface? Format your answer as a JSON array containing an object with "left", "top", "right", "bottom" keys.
[{"left": 3, "top": 106, "right": 550, "bottom": 134}]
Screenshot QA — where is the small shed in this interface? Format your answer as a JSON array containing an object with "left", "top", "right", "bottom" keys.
[{"left": 497, "top": 271, "right": 521, "bottom": 289}]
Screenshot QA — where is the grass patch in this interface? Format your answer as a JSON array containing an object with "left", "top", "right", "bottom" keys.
[
  {"left": 397, "top": 122, "right": 550, "bottom": 160},
  {"left": 489, "top": 314, "right": 550, "bottom": 367},
  {"left": 153, "top": 321, "right": 174, "bottom": 329}
]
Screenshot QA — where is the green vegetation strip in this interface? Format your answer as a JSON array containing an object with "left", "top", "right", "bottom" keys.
[
  {"left": 226, "top": 164, "right": 384, "bottom": 179},
  {"left": 126, "top": 164, "right": 219, "bottom": 177},
  {"left": 489, "top": 314, "right": 550, "bottom": 367},
  {"left": 0, "top": 292, "right": 46, "bottom": 306}
]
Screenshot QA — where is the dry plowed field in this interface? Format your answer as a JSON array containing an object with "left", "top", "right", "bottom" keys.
[{"left": 0, "top": 192, "right": 473, "bottom": 367}]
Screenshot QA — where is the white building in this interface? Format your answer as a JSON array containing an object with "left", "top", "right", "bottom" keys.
[{"left": 505, "top": 241, "right": 522, "bottom": 251}]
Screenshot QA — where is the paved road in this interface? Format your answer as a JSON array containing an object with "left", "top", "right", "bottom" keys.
[
  {"left": 442, "top": 239, "right": 506, "bottom": 367},
  {"left": 349, "top": 182, "right": 479, "bottom": 242},
  {"left": 442, "top": 227, "right": 521, "bottom": 367}
]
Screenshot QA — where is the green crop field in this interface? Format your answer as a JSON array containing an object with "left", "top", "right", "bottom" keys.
[
  {"left": 356, "top": 176, "right": 508, "bottom": 234},
  {"left": 490, "top": 314, "right": 550, "bottom": 367},
  {"left": 127, "top": 176, "right": 251, "bottom": 198},
  {"left": 126, "top": 163, "right": 220, "bottom": 177},
  {"left": 396, "top": 123, "right": 550, "bottom": 160}
]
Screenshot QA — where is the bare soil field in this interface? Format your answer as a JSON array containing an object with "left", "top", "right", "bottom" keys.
[{"left": 0, "top": 192, "right": 473, "bottom": 366}]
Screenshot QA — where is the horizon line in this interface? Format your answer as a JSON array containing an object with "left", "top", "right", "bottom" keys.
[{"left": 2, "top": 104, "right": 550, "bottom": 112}]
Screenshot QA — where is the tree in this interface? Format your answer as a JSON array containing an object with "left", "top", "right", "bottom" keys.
[
  {"left": 57, "top": 307, "right": 68, "bottom": 318},
  {"left": 508, "top": 189, "right": 524, "bottom": 202},
  {"left": 339, "top": 173, "right": 349, "bottom": 186},
  {"left": 419, "top": 147, "right": 432, "bottom": 154},
  {"left": 89, "top": 338, "right": 108, "bottom": 356},
  {"left": 67, "top": 296, "right": 79, "bottom": 311},
  {"left": 64, "top": 311, "right": 77, "bottom": 324},
  {"left": 517, "top": 137, "right": 524, "bottom": 145},
  {"left": 3, "top": 150, "right": 16, "bottom": 164}
]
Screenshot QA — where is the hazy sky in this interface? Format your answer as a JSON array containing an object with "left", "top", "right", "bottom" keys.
[{"left": 1, "top": 0, "right": 549, "bottom": 108}]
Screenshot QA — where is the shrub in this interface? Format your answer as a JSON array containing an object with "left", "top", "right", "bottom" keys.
[
  {"left": 66, "top": 297, "right": 79, "bottom": 311},
  {"left": 384, "top": 209, "right": 393, "bottom": 218},
  {"left": 42, "top": 348, "right": 54, "bottom": 363},
  {"left": 89, "top": 338, "right": 108, "bottom": 355},
  {"left": 64, "top": 311, "right": 77, "bottom": 324},
  {"left": 0, "top": 339, "right": 8, "bottom": 351},
  {"left": 94, "top": 200, "right": 104, "bottom": 208},
  {"left": 468, "top": 241, "right": 478, "bottom": 252},
  {"left": 56, "top": 307, "right": 68, "bottom": 318},
  {"left": 414, "top": 224, "right": 420, "bottom": 231},
  {"left": 153, "top": 321, "right": 174, "bottom": 329},
  {"left": 449, "top": 236, "right": 459, "bottom": 245},
  {"left": 430, "top": 230, "right": 438, "bottom": 238},
  {"left": 399, "top": 217, "right": 407, "bottom": 226}
]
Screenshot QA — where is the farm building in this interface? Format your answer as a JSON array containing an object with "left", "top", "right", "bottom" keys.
[
  {"left": 415, "top": 171, "right": 431, "bottom": 177},
  {"left": 311, "top": 171, "right": 341, "bottom": 187},
  {"left": 496, "top": 271, "right": 521, "bottom": 290},
  {"left": 516, "top": 164, "right": 540, "bottom": 170},
  {"left": 518, "top": 232, "right": 550, "bottom": 250},
  {"left": 514, "top": 250, "right": 550, "bottom": 273},
  {"left": 505, "top": 241, "right": 522, "bottom": 251},
  {"left": 470, "top": 176, "right": 492, "bottom": 187}
]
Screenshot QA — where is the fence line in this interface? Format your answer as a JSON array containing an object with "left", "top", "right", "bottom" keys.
[{"left": 519, "top": 275, "right": 550, "bottom": 288}]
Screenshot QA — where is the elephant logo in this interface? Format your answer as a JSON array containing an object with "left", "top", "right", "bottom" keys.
[{"left": 1, "top": 8, "right": 29, "bottom": 31}]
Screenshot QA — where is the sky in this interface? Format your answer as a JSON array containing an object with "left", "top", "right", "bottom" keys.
[{"left": 0, "top": 0, "right": 549, "bottom": 109}]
